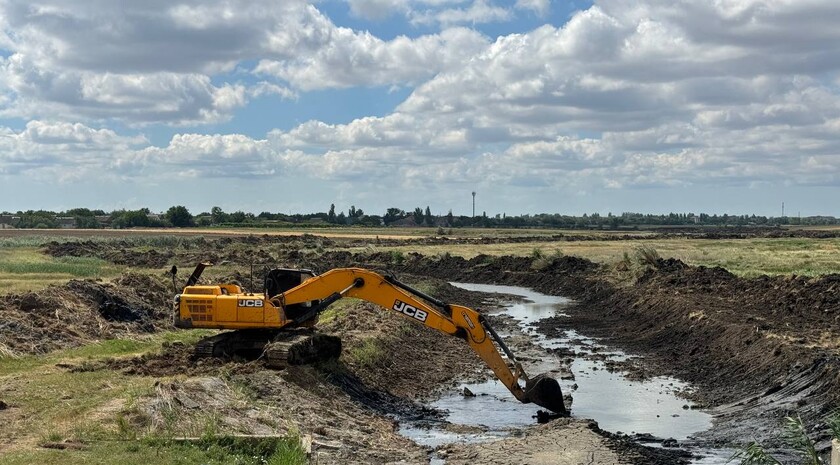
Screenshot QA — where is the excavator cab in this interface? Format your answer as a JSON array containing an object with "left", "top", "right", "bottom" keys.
[{"left": 263, "top": 268, "right": 318, "bottom": 320}]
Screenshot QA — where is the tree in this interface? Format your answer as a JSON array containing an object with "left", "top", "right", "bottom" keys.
[
  {"left": 166, "top": 205, "right": 195, "bottom": 227},
  {"left": 210, "top": 206, "right": 228, "bottom": 224},
  {"left": 413, "top": 207, "right": 424, "bottom": 226},
  {"left": 229, "top": 211, "right": 247, "bottom": 223},
  {"left": 75, "top": 216, "right": 100, "bottom": 229},
  {"left": 424, "top": 206, "right": 433, "bottom": 226},
  {"left": 110, "top": 209, "right": 151, "bottom": 228},
  {"left": 383, "top": 208, "right": 405, "bottom": 226},
  {"left": 446, "top": 210, "right": 454, "bottom": 226},
  {"left": 65, "top": 208, "right": 99, "bottom": 229},
  {"left": 328, "top": 204, "right": 336, "bottom": 223}
]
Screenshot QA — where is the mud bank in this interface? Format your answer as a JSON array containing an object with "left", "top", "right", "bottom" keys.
[{"left": 335, "top": 251, "right": 840, "bottom": 449}]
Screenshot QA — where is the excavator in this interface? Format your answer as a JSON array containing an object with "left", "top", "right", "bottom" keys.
[{"left": 172, "top": 263, "right": 566, "bottom": 414}]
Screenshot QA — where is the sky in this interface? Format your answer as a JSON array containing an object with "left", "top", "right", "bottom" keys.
[{"left": 0, "top": 0, "right": 839, "bottom": 217}]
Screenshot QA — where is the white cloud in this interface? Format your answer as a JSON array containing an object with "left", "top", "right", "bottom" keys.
[
  {"left": 0, "top": 120, "right": 147, "bottom": 179},
  {"left": 3, "top": 0, "right": 840, "bottom": 208},
  {"left": 0, "top": 0, "right": 488, "bottom": 122},
  {"left": 409, "top": 0, "right": 512, "bottom": 26},
  {"left": 346, "top": 0, "right": 408, "bottom": 20},
  {"left": 515, "top": 0, "right": 550, "bottom": 16},
  {"left": 255, "top": 27, "right": 488, "bottom": 90}
]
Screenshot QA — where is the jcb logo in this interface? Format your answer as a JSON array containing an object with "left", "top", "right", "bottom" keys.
[
  {"left": 238, "top": 299, "right": 264, "bottom": 308},
  {"left": 393, "top": 300, "right": 428, "bottom": 322}
]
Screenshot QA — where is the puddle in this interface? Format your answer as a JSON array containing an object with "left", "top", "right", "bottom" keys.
[{"left": 399, "top": 282, "right": 724, "bottom": 463}]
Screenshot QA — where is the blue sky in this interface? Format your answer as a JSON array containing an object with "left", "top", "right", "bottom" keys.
[{"left": 0, "top": 0, "right": 838, "bottom": 217}]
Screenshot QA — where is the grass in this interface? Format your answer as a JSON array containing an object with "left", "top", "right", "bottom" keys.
[
  {"left": 0, "top": 329, "right": 228, "bottom": 460},
  {"left": 370, "top": 237, "right": 840, "bottom": 277},
  {"left": 0, "top": 323, "right": 305, "bottom": 465},
  {"left": 0, "top": 330, "right": 215, "bottom": 375},
  {"left": 348, "top": 338, "right": 386, "bottom": 369},
  {"left": 0, "top": 435, "right": 307, "bottom": 465},
  {"left": 317, "top": 297, "right": 362, "bottom": 324},
  {"left": 0, "top": 248, "right": 125, "bottom": 293},
  {"left": 730, "top": 415, "right": 827, "bottom": 465}
]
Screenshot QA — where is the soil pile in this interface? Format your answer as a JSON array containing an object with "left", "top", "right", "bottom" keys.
[
  {"left": 0, "top": 273, "right": 171, "bottom": 355},
  {"left": 43, "top": 235, "right": 337, "bottom": 269}
]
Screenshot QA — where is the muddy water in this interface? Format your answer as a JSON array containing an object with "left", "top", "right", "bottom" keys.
[{"left": 399, "top": 283, "right": 722, "bottom": 462}]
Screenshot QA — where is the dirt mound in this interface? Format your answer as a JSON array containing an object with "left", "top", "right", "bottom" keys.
[
  {"left": 0, "top": 273, "right": 171, "bottom": 355},
  {"left": 43, "top": 235, "right": 339, "bottom": 269}
]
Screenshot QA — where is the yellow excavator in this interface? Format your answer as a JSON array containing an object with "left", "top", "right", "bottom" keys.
[{"left": 172, "top": 263, "right": 566, "bottom": 414}]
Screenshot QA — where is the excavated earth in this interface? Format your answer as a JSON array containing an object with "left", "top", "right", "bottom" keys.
[{"left": 6, "top": 234, "right": 840, "bottom": 462}]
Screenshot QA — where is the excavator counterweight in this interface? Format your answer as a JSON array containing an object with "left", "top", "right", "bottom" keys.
[{"left": 174, "top": 264, "right": 566, "bottom": 414}]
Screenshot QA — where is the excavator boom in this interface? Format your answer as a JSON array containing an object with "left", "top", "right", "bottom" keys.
[{"left": 175, "top": 266, "right": 566, "bottom": 413}]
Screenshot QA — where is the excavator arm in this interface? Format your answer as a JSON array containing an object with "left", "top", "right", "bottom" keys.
[{"left": 274, "top": 267, "right": 566, "bottom": 413}]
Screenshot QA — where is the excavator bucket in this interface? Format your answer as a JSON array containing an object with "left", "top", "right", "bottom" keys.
[{"left": 525, "top": 373, "right": 567, "bottom": 414}]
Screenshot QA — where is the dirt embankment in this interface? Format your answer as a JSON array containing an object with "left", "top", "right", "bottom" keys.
[
  {"left": 441, "top": 419, "right": 691, "bottom": 465},
  {"left": 355, "top": 251, "right": 840, "bottom": 446},
  {"left": 0, "top": 273, "right": 171, "bottom": 355},
  {"left": 43, "top": 235, "right": 336, "bottom": 268},
  {"left": 539, "top": 259, "right": 840, "bottom": 446}
]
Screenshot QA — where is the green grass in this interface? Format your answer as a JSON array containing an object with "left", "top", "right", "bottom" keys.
[
  {"left": 0, "top": 330, "right": 215, "bottom": 375},
  {"left": 0, "top": 248, "right": 125, "bottom": 293},
  {"left": 0, "top": 330, "right": 221, "bottom": 457},
  {"left": 0, "top": 435, "right": 307, "bottom": 465},
  {"left": 348, "top": 338, "right": 386, "bottom": 369}
]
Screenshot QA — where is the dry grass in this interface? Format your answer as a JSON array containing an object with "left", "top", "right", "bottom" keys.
[{"left": 372, "top": 237, "right": 840, "bottom": 277}]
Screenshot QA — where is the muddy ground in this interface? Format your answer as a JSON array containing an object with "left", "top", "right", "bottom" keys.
[
  {"left": 0, "top": 239, "right": 697, "bottom": 464},
  {"left": 376, "top": 251, "right": 840, "bottom": 450},
  {"left": 6, "top": 234, "right": 840, "bottom": 462}
]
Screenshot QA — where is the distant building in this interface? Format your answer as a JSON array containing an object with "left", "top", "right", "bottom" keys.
[
  {"left": 95, "top": 215, "right": 112, "bottom": 227},
  {"left": 56, "top": 216, "right": 77, "bottom": 229},
  {"left": 0, "top": 215, "right": 19, "bottom": 228}
]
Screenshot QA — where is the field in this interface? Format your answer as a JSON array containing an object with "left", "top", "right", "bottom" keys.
[{"left": 1, "top": 227, "right": 840, "bottom": 464}]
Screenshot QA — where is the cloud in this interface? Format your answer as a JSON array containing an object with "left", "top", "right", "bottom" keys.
[
  {"left": 346, "top": 0, "right": 408, "bottom": 20},
  {"left": 4, "top": 0, "right": 840, "bottom": 205},
  {"left": 0, "top": 0, "right": 486, "bottom": 123},
  {"left": 0, "top": 53, "right": 250, "bottom": 125},
  {"left": 409, "top": 0, "right": 512, "bottom": 26},
  {"left": 514, "top": 0, "right": 550, "bottom": 17},
  {"left": 0, "top": 120, "right": 147, "bottom": 179},
  {"left": 255, "top": 27, "right": 488, "bottom": 90}
]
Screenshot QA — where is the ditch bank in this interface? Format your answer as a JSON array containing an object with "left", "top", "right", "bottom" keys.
[{"left": 318, "top": 251, "right": 840, "bottom": 450}]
